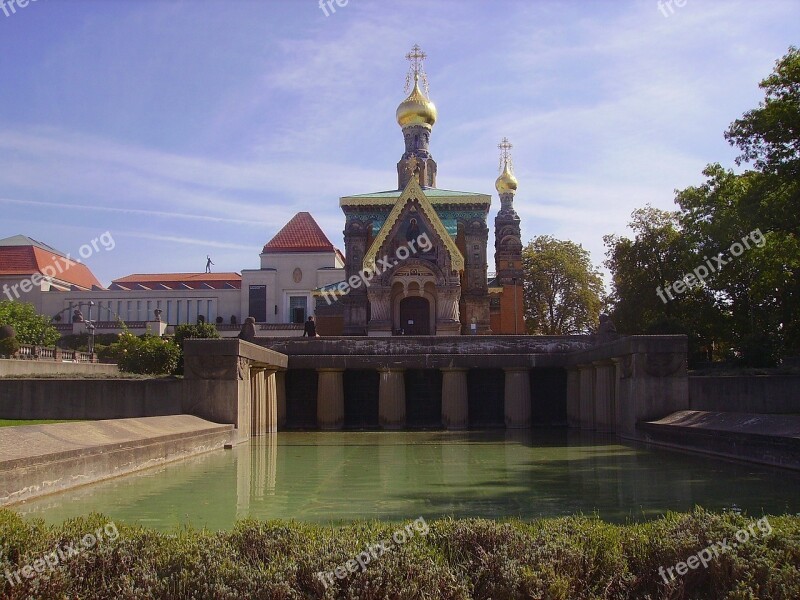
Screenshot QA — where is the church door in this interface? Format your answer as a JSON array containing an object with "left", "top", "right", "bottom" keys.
[{"left": 399, "top": 297, "right": 430, "bottom": 335}]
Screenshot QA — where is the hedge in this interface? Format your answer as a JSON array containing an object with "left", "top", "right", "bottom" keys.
[{"left": 1, "top": 509, "right": 798, "bottom": 599}]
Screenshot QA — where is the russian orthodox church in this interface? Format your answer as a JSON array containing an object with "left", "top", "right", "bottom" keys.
[{"left": 323, "top": 45, "right": 525, "bottom": 336}]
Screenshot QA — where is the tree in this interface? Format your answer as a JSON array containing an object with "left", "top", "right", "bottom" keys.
[
  {"left": 0, "top": 301, "right": 60, "bottom": 346},
  {"left": 603, "top": 206, "right": 721, "bottom": 364},
  {"left": 522, "top": 236, "right": 604, "bottom": 335},
  {"left": 725, "top": 46, "right": 800, "bottom": 178}
]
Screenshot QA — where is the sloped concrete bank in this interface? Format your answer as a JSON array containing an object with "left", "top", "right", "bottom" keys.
[
  {"left": 0, "top": 415, "right": 233, "bottom": 506},
  {"left": 638, "top": 410, "right": 800, "bottom": 471}
]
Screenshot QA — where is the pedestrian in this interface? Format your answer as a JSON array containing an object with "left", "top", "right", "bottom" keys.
[{"left": 303, "top": 316, "right": 318, "bottom": 337}]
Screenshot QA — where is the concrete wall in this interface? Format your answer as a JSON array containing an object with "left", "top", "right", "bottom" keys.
[
  {"left": 0, "top": 416, "right": 233, "bottom": 506},
  {"left": 565, "top": 335, "right": 689, "bottom": 439},
  {"left": 689, "top": 375, "right": 800, "bottom": 414},
  {"left": 0, "top": 378, "right": 184, "bottom": 420},
  {"left": 0, "top": 359, "right": 119, "bottom": 377}
]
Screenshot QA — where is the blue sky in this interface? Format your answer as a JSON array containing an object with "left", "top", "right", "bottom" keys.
[{"left": 0, "top": 0, "right": 797, "bottom": 286}]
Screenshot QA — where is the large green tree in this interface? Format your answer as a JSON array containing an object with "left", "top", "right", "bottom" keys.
[
  {"left": 604, "top": 206, "right": 724, "bottom": 363},
  {"left": 725, "top": 46, "right": 800, "bottom": 178},
  {"left": 604, "top": 47, "right": 800, "bottom": 366},
  {"left": 0, "top": 301, "right": 60, "bottom": 346},
  {"left": 522, "top": 236, "right": 604, "bottom": 335}
]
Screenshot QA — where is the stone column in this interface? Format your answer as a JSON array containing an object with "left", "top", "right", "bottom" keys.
[
  {"left": 316, "top": 369, "right": 345, "bottom": 430},
  {"left": 614, "top": 344, "right": 688, "bottom": 439},
  {"left": 566, "top": 367, "right": 581, "bottom": 428},
  {"left": 379, "top": 368, "right": 405, "bottom": 429},
  {"left": 264, "top": 369, "right": 278, "bottom": 434},
  {"left": 593, "top": 360, "right": 616, "bottom": 433},
  {"left": 250, "top": 368, "right": 266, "bottom": 437},
  {"left": 578, "top": 364, "right": 595, "bottom": 430},
  {"left": 504, "top": 367, "right": 531, "bottom": 429},
  {"left": 441, "top": 368, "right": 468, "bottom": 429},
  {"left": 275, "top": 370, "right": 287, "bottom": 430}
]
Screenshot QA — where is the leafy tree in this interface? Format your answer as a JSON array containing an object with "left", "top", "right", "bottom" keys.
[
  {"left": 603, "top": 206, "right": 720, "bottom": 363},
  {"left": 0, "top": 301, "right": 60, "bottom": 346},
  {"left": 604, "top": 47, "right": 800, "bottom": 366},
  {"left": 725, "top": 46, "right": 800, "bottom": 177},
  {"left": 522, "top": 235, "right": 604, "bottom": 335}
]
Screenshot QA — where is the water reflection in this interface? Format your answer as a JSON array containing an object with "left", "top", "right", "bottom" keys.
[{"left": 14, "top": 430, "right": 800, "bottom": 530}]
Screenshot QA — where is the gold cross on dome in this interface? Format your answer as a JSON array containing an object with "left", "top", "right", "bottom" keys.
[
  {"left": 405, "top": 44, "right": 430, "bottom": 96},
  {"left": 498, "top": 137, "right": 514, "bottom": 174}
]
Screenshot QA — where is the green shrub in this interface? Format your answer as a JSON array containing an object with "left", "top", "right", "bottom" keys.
[
  {"left": 0, "top": 336, "right": 20, "bottom": 357},
  {"left": 57, "top": 333, "right": 120, "bottom": 351},
  {"left": 113, "top": 333, "right": 180, "bottom": 375},
  {"left": 0, "top": 509, "right": 798, "bottom": 599},
  {"left": 173, "top": 323, "right": 219, "bottom": 348}
]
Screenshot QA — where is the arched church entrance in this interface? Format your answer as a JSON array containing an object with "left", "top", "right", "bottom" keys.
[{"left": 399, "top": 296, "right": 430, "bottom": 335}]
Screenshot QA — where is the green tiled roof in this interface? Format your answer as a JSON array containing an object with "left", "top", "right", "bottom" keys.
[{"left": 342, "top": 188, "right": 487, "bottom": 199}]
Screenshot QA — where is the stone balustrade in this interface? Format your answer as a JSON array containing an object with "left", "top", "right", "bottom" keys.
[{"left": 11, "top": 345, "right": 97, "bottom": 363}]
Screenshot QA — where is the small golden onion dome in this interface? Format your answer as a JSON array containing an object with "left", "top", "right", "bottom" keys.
[
  {"left": 396, "top": 78, "right": 437, "bottom": 128},
  {"left": 495, "top": 162, "right": 518, "bottom": 194}
]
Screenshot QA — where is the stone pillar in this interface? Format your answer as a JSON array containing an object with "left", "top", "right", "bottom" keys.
[
  {"left": 578, "top": 364, "right": 595, "bottom": 430},
  {"left": 441, "top": 368, "right": 468, "bottom": 429},
  {"left": 614, "top": 346, "right": 688, "bottom": 439},
  {"left": 504, "top": 367, "right": 531, "bottom": 429},
  {"left": 566, "top": 367, "right": 581, "bottom": 428},
  {"left": 611, "top": 357, "right": 623, "bottom": 434},
  {"left": 275, "top": 370, "right": 287, "bottom": 430},
  {"left": 593, "top": 360, "right": 616, "bottom": 433},
  {"left": 264, "top": 369, "right": 278, "bottom": 434},
  {"left": 250, "top": 368, "right": 266, "bottom": 437},
  {"left": 316, "top": 369, "right": 345, "bottom": 430},
  {"left": 379, "top": 368, "right": 405, "bottom": 429}
]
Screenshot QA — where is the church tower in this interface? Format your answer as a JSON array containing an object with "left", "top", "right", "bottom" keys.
[
  {"left": 493, "top": 138, "right": 525, "bottom": 334},
  {"left": 339, "top": 45, "right": 492, "bottom": 336},
  {"left": 396, "top": 45, "right": 438, "bottom": 189}
]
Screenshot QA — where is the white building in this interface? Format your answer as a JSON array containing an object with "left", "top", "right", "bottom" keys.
[{"left": 0, "top": 213, "right": 345, "bottom": 337}]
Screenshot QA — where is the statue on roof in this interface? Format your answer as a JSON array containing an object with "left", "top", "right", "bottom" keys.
[{"left": 205, "top": 255, "right": 214, "bottom": 274}]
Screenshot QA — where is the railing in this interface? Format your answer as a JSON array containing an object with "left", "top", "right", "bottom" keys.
[{"left": 9, "top": 345, "right": 98, "bottom": 363}]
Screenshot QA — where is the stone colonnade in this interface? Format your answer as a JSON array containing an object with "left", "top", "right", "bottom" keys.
[
  {"left": 566, "top": 341, "right": 688, "bottom": 438},
  {"left": 183, "top": 339, "right": 288, "bottom": 443},
  {"left": 310, "top": 367, "right": 532, "bottom": 430}
]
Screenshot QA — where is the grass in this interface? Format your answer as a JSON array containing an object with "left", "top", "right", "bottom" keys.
[
  {"left": 0, "top": 419, "right": 81, "bottom": 427},
  {"left": 0, "top": 508, "right": 798, "bottom": 599}
]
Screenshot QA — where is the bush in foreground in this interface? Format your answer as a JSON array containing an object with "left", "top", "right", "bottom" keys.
[{"left": 0, "top": 509, "right": 798, "bottom": 599}]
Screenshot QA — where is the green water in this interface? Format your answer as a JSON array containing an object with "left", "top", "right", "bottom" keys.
[{"left": 15, "top": 431, "right": 800, "bottom": 530}]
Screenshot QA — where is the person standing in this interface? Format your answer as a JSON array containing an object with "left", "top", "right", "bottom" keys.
[
  {"left": 205, "top": 255, "right": 214, "bottom": 273},
  {"left": 303, "top": 316, "right": 318, "bottom": 337}
]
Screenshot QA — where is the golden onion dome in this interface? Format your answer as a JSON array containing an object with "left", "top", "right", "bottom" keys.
[
  {"left": 495, "top": 161, "right": 518, "bottom": 194},
  {"left": 396, "top": 78, "right": 437, "bottom": 128}
]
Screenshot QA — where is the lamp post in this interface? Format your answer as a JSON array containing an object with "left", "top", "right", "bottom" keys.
[{"left": 87, "top": 301, "right": 96, "bottom": 355}]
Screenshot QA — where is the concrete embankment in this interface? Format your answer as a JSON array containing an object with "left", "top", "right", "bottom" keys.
[
  {"left": 639, "top": 410, "right": 800, "bottom": 471},
  {"left": 0, "top": 415, "right": 233, "bottom": 506},
  {"left": 0, "top": 359, "right": 120, "bottom": 377}
]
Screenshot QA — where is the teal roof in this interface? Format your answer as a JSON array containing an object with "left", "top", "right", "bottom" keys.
[{"left": 343, "top": 188, "right": 486, "bottom": 199}]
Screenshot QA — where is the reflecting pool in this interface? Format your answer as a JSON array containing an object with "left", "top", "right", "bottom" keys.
[{"left": 15, "top": 431, "right": 800, "bottom": 530}]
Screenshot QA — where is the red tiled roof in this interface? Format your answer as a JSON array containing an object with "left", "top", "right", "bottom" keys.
[
  {"left": 111, "top": 273, "right": 242, "bottom": 290},
  {"left": 0, "top": 245, "right": 103, "bottom": 290},
  {"left": 262, "top": 212, "right": 335, "bottom": 254}
]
